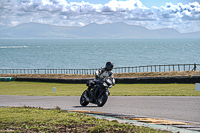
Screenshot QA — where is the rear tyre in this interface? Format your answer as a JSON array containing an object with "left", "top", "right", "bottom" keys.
[
  {"left": 80, "top": 90, "right": 89, "bottom": 106},
  {"left": 97, "top": 92, "right": 108, "bottom": 107}
]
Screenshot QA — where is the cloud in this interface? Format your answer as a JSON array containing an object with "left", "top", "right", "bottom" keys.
[
  {"left": 160, "top": 2, "right": 200, "bottom": 20},
  {"left": 0, "top": 0, "right": 200, "bottom": 33},
  {"left": 102, "top": 0, "right": 147, "bottom": 12}
]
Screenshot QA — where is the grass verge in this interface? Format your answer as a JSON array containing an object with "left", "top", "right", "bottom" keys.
[
  {"left": 0, "top": 107, "right": 170, "bottom": 133},
  {"left": 0, "top": 81, "right": 200, "bottom": 96}
]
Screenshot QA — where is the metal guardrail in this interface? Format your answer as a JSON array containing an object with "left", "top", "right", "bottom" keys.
[
  {"left": 0, "top": 69, "right": 98, "bottom": 75},
  {"left": 0, "top": 63, "right": 199, "bottom": 75},
  {"left": 114, "top": 63, "right": 199, "bottom": 73}
]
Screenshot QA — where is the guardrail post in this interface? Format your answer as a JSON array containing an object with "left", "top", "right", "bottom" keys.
[
  {"left": 159, "top": 65, "right": 161, "bottom": 72},
  {"left": 184, "top": 64, "right": 185, "bottom": 71},
  {"left": 178, "top": 64, "right": 180, "bottom": 71}
]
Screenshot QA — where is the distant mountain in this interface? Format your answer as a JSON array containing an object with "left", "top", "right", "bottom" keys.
[
  {"left": 0, "top": 23, "right": 79, "bottom": 39},
  {"left": 0, "top": 25, "right": 10, "bottom": 31},
  {"left": 0, "top": 22, "right": 199, "bottom": 39},
  {"left": 182, "top": 31, "right": 200, "bottom": 38}
]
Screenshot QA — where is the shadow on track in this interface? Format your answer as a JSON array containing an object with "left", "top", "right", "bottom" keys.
[{"left": 73, "top": 106, "right": 99, "bottom": 108}]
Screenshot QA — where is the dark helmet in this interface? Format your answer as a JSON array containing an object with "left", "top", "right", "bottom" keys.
[{"left": 105, "top": 62, "right": 114, "bottom": 71}]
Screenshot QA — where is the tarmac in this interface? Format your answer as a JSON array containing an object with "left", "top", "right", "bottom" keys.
[{"left": 1, "top": 95, "right": 200, "bottom": 132}]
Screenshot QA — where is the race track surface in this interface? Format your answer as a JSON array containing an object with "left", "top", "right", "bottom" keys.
[{"left": 1, "top": 96, "right": 200, "bottom": 123}]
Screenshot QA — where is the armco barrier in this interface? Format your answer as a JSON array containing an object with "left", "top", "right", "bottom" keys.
[
  {"left": 15, "top": 76, "right": 200, "bottom": 84},
  {"left": 115, "top": 76, "right": 200, "bottom": 84},
  {"left": 15, "top": 78, "right": 92, "bottom": 84},
  {"left": 0, "top": 77, "right": 14, "bottom": 81}
]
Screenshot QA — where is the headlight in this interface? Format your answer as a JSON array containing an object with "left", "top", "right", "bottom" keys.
[
  {"left": 103, "top": 82, "right": 107, "bottom": 87},
  {"left": 105, "top": 79, "right": 112, "bottom": 85}
]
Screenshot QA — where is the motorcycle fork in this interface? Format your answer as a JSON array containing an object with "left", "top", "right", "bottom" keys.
[{"left": 98, "top": 88, "right": 106, "bottom": 97}]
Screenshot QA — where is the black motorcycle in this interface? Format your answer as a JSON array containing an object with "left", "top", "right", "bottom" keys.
[{"left": 80, "top": 78, "right": 115, "bottom": 107}]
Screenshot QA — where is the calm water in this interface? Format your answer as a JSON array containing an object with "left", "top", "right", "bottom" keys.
[{"left": 0, "top": 39, "right": 199, "bottom": 69}]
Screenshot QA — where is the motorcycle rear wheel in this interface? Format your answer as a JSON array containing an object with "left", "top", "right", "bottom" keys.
[
  {"left": 97, "top": 92, "right": 108, "bottom": 107},
  {"left": 80, "top": 90, "right": 89, "bottom": 106}
]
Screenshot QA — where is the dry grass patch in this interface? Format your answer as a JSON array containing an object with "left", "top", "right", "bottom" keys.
[{"left": 0, "top": 71, "right": 200, "bottom": 79}]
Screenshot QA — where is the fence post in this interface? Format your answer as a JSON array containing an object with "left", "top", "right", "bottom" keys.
[
  {"left": 159, "top": 65, "right": 161, "bottom": 72},
  {"left": 184, "top": 64, "right": 185, "bottom": 71},
  {"left": 178, "top": 64, "right": 180, "bottom": 71}
]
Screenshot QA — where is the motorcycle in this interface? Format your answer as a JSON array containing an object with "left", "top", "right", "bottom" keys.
[{"left": 80, "top": 78, "right": 115, "bottom": 107}]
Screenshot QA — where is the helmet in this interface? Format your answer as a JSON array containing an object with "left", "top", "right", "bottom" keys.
[{"left": 105, "top": 62, "right": 114, "bottom": 71}]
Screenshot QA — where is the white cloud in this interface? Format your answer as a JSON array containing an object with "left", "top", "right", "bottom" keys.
[
  {"left": 0, "top": 0, "right": 200, "bottom": 33},
  {"left": 102, "top": 0, "right": 147, "bottom": 12}
]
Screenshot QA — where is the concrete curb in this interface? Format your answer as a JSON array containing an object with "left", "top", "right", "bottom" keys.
[{"left": 87, "top": 114, "right": 200, "bottom": 133}]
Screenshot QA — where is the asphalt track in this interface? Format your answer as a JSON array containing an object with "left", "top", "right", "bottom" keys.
[{"left": 1, "top": 95, "right": 200, "bottom": 124}]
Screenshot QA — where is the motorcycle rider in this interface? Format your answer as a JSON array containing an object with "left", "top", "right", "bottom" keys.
[
  {"left": 95, "top": 62, "right": 114, "bottom": 83},
  {"left": 87, "top": 62, "right": 115, "bottom": 92}
]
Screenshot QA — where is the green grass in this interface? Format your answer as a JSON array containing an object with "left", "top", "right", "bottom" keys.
[
  {"left": 112, "top": 84, "right": 200, "bottom": 96},
  {"left": 0, "top": 81, "right": 84, "bottom": 96},
  {"left": 0, "top": 81, "right": 200, "bottom": 96},
  {"left": 0, "top": 107, "right": 169, "bottom": 133}
]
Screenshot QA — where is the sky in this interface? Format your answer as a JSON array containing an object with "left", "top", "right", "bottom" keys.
[{"left": 1, "top": 0, "right": 200, "bottom": 33}]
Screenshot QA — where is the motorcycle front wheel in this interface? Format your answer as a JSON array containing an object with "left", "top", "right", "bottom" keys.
[
  {"left": 97, "top": 92, "right": 108, "bottom": 107},
  {"left": 80, "top": 90, "right": 89, "bottom": 106}
]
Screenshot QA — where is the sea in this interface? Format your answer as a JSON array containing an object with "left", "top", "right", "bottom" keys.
[{"left": 0, "top": 39, "right": 200, "bottom": 69}]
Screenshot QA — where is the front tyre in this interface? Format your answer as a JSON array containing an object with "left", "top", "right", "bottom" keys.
[
  {"left": 97, "top": 92, "right": 108, "bottom": 107},
  {"left": 80, "top": 90, "right": 89, "bottom": 106}
]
